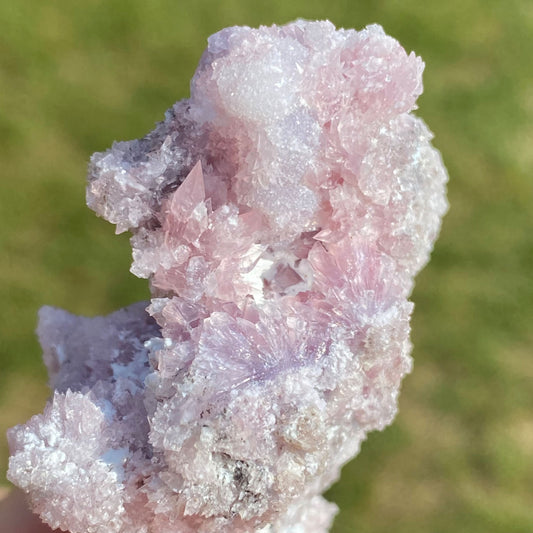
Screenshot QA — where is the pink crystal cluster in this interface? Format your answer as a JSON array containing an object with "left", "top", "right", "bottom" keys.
[{"left": 7, "top": 20, "right": 448, "bottom": 533}]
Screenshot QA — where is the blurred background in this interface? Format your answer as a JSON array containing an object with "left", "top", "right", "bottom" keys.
[{"left": 1, "top": 0, "right": 532, "bottom": 531}]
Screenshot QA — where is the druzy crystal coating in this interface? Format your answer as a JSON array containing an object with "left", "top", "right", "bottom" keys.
[{"left": 7, "top": 20, "right": 448, "bottom": 533}]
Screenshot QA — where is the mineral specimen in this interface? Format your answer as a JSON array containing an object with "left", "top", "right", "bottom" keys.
[{"left": 7, "top": 20, "right": 448, "bottom": 533}]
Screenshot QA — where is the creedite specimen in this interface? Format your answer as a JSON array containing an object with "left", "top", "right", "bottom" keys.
[{"left": 8, "top": 20, "right": 448, "bottom": 533}]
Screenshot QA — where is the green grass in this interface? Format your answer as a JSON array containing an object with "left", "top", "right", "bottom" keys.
[{"left": 1, "top": 1, "right": 532, "bottom": 531}]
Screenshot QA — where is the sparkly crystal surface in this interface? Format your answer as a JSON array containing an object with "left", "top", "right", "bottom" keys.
[{"left": 7, "top": 20, "right": 448, "bottom": 533}]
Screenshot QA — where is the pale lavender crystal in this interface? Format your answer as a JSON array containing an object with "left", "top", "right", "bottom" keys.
[{"left": 7, "top": 20, "right": 448, "bottom": 533}]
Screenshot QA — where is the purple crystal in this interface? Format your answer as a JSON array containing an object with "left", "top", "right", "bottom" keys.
[{"left": 8, "top": 20, "right": 448, "bottom": 533}]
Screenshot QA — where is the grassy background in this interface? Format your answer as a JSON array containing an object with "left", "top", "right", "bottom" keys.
[{"left": 1, "top": 0, "right": 532, "bottom": 531}]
